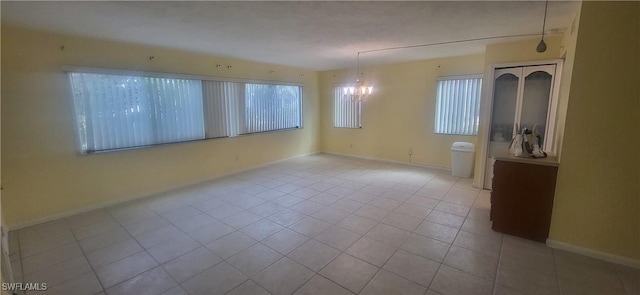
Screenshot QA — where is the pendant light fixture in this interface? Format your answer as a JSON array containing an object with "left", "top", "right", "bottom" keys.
[
  {"left": 343, "top": 52, "right": 373, "bottom": 102},
  {"left": 536, "top": 0, "right": 549, "bottom": 53}
]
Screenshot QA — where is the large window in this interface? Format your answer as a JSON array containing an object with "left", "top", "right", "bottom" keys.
[
  {"left": 434, "top": 75, "right": 482, "bottom": 135},
  {"left": 69, "top": 70, "right": 302, "bottom": 153},
  {"left": 244, "top": 84, "right": 301, "bottom": 134},
  {"left": 333, "top": 86, "right": 361, "bottom": 128}
]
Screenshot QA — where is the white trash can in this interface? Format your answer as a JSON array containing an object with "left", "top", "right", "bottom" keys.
[{"left": 451, "top": 142, "right": 475, "bottom": 178}]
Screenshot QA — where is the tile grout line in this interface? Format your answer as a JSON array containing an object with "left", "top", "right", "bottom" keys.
[
  {"left": 430, "top": 216, "right": 503, "bottom": 293},
  {"left": 308, "top": 174, "right": 467, "bottom": 294},
  {"left": 418, "top": 180, "right": 462, "bottom": 294},
  {"left": 19, "top": 224, "right": 99, "bottom": 291},
  {"left": 125, "top": 191, "right": 275, "bottom": 293},
  {"left": 104, "top": 205, "right": 197, "bottom": 294},
  {"left": 15, "top": 155, "right": 480, "bottom": 295},
  {"left": 552, "top": 249, "right": 564, "bottom": 295},
  {"left": 221, "top": 278, "right": 253, "bottom": 295},
  {"left": 492, "top": 232, "right": 506, "bottom": 295},
  {"left": 15, "top": 230, "right": 25, "bottom": 295},
  {"left": 62, "top": 217, "right": 108, "bottom": 295},
  {"left": 612, "top": 265, "right": 633, "bottom": 295},
  {"left": 139, "top": 195, "right": 256, "bottom": 293},
  {"left": 314, "top": 195, "right": 413, "bottom": 295},
  {"left": 354, "top": 241, "right": 409, "bottom": 294},
  {"left": 214, "top": 189, "right": 333, "bottom": 294},
  {"left": 350, "top": 173, "right": 462, "bottom": 294},
  {"left": 245, "top": 196, "right": 355, "bottom": 294},
  {"left": 281, "top": 193, "right": 384, "bottom": 295}
]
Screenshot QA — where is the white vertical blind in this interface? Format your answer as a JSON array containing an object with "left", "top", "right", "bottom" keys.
[
  {"left": 202, "top": 81, "right": 242, "bottom": 138},
  {"left": 149, "top": 77, "right": 205, "bottom": 144},
  {"left": 434, "top": 76, "right": 482, "bottom": 135},
  {"left": 69, "top": 69, "right": 303, "bottom": 153},
  {"left": 333, "top": 86, "right": 361, "bottom": 128},
  {"left": 242, "top": 83, "right": 301, "bottom": 134},
  {"left": 70, "top": 73, "right": 204, "bottom": 153}
]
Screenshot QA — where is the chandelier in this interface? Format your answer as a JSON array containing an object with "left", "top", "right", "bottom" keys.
[{"left": 343, "top": 52, "right": 373, "bottom": 102}]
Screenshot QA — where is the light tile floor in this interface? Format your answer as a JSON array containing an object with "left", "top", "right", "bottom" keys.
[{"left": 7, "top": 154, "right": 639, "bottom": 295}]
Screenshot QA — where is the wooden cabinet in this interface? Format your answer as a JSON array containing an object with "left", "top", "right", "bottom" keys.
[
  {"left": 484, "top": 62, "right": 562, "bottom": 189},
  {"left": 490, "top": 158, "right": 558, "bottom": 243}
]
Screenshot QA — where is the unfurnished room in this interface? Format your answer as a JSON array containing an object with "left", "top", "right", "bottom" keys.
[{"left": 0, "top": 1, "right": 638, "bottom": 295}]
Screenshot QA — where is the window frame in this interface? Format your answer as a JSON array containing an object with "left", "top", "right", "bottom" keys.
[
  {"left": 65, "top": 66, "right": 304, "bottom": 154},
  {"left": 433, "top": 74, "right": 483, "bottom": 136}
]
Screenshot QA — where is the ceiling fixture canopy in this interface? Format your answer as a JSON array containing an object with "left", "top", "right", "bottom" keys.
[{"left": 537, "top": 0, "right": 549, "bottom": 53}]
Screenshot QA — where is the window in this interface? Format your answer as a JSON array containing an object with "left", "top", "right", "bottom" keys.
[
  {"left": 243, "top": 84, "right": 301, "bottom": 134},
  {"left": 333, "top": 86, "right": 361, "bottom": 128},
  {"left": 69, "top": 69, "right": 302, "bottom": 153},
  {"left": 70, "top": 73, "right": 205, "bottom": 153},
  {"left": 434, "top": 75, "right": 482, "bottom": 135}
]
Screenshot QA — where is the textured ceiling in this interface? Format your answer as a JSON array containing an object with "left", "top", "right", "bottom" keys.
[{"left": 1, "top": 1, "right": 579, "bottom": 71}]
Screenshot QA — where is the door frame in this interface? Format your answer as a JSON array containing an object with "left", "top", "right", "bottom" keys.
[{"left": 477, "top": 59, "right": 564, "bottom": 189}]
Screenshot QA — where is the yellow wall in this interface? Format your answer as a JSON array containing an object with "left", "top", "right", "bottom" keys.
[
  {"left": 319, "top": 54, "right": 485, "bottom": 169},
  {"left": 472, "top": 35, "right": 565, "bottom": 187},
  {"left": 553, "top": 5, "right": 581, "bottom": 162},
  {"left": 1, "top": 26, "right": 320, "bottom": 227},
  {"left": 549, "top": 1, "right": 640, "bottom": 260},
  {"left": 3, "top": 2, "right": 639, "bottom": 263}
]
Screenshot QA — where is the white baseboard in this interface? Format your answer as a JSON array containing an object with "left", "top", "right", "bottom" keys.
[
  {"left": 8, "top": 151, "right": 320, "bottom": 231},
  {"left": 321, "top": 152, "right": 452, "bottom": 173},
  {"left": 546, "top": 239, "right": 640, "bottom": 269}
]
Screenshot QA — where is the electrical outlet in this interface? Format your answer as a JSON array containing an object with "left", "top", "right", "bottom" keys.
[{"left": 408, "top": 148, "right": 413, "bottom": 155}]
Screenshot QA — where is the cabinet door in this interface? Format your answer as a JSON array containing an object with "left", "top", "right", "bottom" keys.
[
  {"left": 519, "top": 65, "right": 556, "bottom": 150},
  {"left": 485, "top": 68, "right": 521, "bottom": 189},
  {"left": 484, "top": 62, "right": 560, "bottom": 189},
  {"left": 491, "top": 160, "right": 558, "bottom": 242},
  {"left": 489, "top": 68, "right": 522, "bottom": 153}
]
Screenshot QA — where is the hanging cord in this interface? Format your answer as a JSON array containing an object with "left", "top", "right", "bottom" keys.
[
  {"left": 356, "top": 52, "right": 361, "bottom": 82},
  {"left": 358, "top": 33, "right": 544, "bottom": 55},
  {"left": 354, "top": 32, "right": 551, "bottom": 75},
  {"left": 541, "top": 0, "right": 549, "bottom": 40}
]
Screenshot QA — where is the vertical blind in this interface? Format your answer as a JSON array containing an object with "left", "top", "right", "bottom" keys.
[
  {"left": 243, "top": 84, "right": 301, "bottom": 134},
  {"left": 333, "top": 86, "right": 361, "bottom": 128},
  {"left": 69, "top": 70, "right": 302, "bottom": 153},
  {"left": 434, "top": 76, "right": 482, "bottom": 135},
  {"left": 70, "top": 73, "right": 205, "bottom": 153},
  {"left": 202, "top": 81, "right": 242, "bottom": 138}
]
